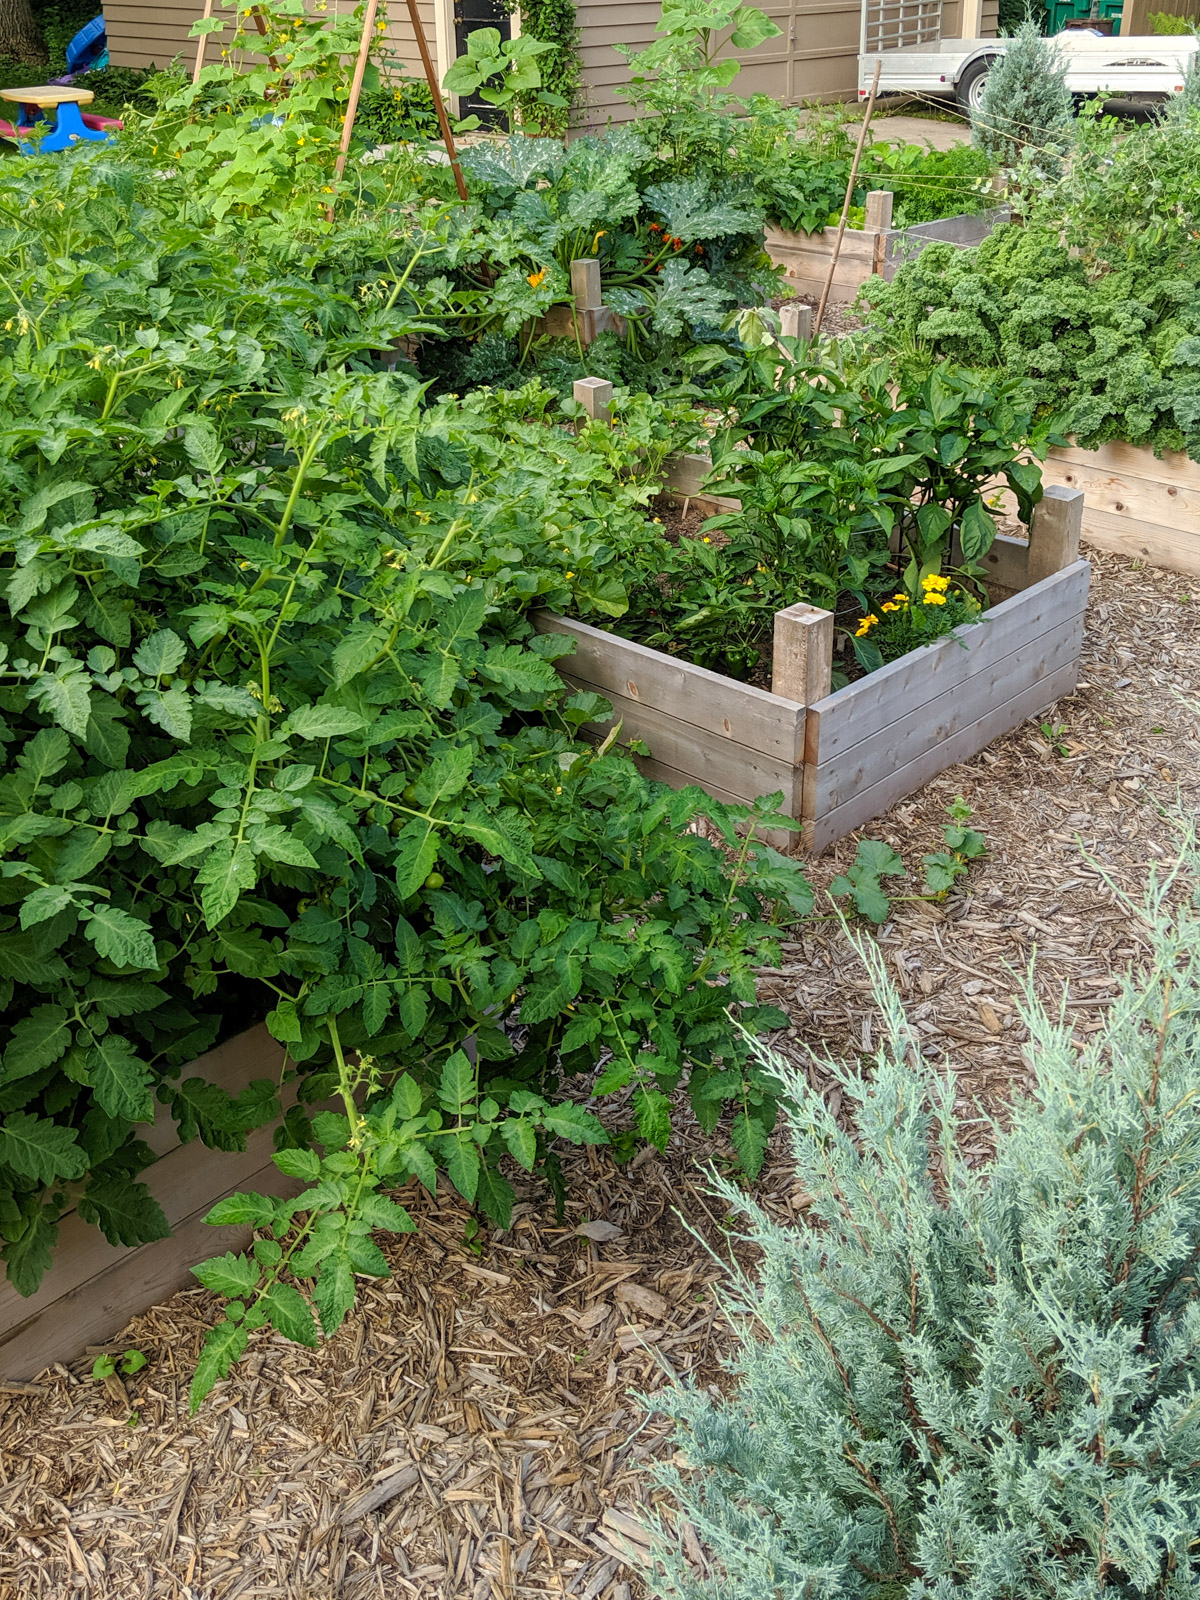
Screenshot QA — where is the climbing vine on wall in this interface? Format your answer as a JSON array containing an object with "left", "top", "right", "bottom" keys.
[{"left": 508, "top": 0, "right": 581, "bottom": 132}]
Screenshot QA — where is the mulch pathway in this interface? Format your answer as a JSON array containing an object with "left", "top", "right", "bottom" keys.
[{"left": 1, "top": 546, "right": 1197, "bottom": 1600}]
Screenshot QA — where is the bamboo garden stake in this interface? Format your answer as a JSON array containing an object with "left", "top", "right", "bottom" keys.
[
  {"left": 404, "top": 0, "right": 469, "bottom": 203},
  {"left": 814, "top": 58, "right": 882, "bottom": 338}
]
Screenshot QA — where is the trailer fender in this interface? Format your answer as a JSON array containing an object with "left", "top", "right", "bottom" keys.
[{"left": 955, "top": 49, "right": 1003, "bottom": 112}]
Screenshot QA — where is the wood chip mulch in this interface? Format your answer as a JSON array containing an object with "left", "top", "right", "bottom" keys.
[
  {"left": 1, "top": 545, "right": 1197, "bottom": 1600},
  {"left": 762, "top": 546, "right": 1200, "bottom": 1125}
]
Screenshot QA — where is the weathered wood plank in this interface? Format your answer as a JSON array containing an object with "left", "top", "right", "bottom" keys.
[
  {"left": 1064, "top": 505, "right": 1200, "bottom": 578},
  {"left": 772, "top": 602, "right": 834, "bottom": 705},
  {"left": 0, "top": 1028, "right": 287, "bottom": 1341},
  {"left": 805, "top": 562, "right": 1090, "bottom": 769},
  {"left": 534, "top": 612, "right": 806, "bottom": 764},
  {"left": 806, "top": 610, "right": 1086, "bottom": 816},
  {"left": 0, "top": 1155, "right": 301, "bottom": 1382},
  {"left": 1042, "top": 454, "right": 1200, "bottom": 537},
  {"left": 663, "top": 453, "right": 741, "bottom": 510},
  {"left": 557, "top": 672, "right": 803, "bottom": 814},
  {"left": 805, "top": 658, "right": 1082, "bottom": 853},
  {"left": 1050, "top": 439, "right": 1200, "bottom": 492}
]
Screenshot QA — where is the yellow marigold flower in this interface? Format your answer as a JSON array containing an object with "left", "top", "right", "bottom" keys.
[
  {"left": 527, "top": 268, "right": 547, "bottom": 288},
  {"left": 880, "top": 601, "right": 898, "bottom": 613},
  {"left": 892, "top": 592, "right": 909, "bottom": 605},
  {"left": 855, "top": 614, "right": 879, "bottom": 636},
  {"left": 923, "top": 573, "right": 951, "bottom": 591},
  {"left": 923, "top": 592, "right": 947, "bottom": 606},
  {"left": 702, "top": 536, "right": 711, "bottom": 543}
]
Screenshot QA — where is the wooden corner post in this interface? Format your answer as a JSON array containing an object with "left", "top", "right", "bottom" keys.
[
  {"left": 780, "top": 301, "right": 813, "bottom": 343},
  {"left": 863, "top": 189, "right": 894, "bottom": 233},
  {"left": 772, "top": 602, "right": 834, "bottom": 705},
  {"left": 573, "top": 376, "right": 613, "bottom": 422},
  {"left": 1027, "top": 484, "right": 1084, "bottom": 587}
]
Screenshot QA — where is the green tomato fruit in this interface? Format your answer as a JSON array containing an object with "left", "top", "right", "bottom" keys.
[{"left": 424, "top": 871, "right": 445, "bottom": 889}]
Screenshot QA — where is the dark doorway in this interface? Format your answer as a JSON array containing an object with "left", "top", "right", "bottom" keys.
[{"left": 453, "top": 0, "right": 511, "bottom": 125}]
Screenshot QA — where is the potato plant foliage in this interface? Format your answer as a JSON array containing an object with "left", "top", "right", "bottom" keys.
[{"left": 0, "top": 153, "right": 814, "bottom": 1404}]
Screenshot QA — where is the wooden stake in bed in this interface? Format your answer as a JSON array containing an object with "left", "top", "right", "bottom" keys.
[
  {"left": 191, "top": 0, "right": 215, "bottom": 85},
  {"left": 814, "top": 58, "right": 881, "bottom": 339},
  {"left": 403, "top": 0, "right": 470, "bottom": 204},
  {"left": 329, "top": 0, "right": 382, "bottom": 218}
]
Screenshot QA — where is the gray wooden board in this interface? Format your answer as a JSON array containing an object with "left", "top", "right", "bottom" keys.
[
  {"left": 807, "top": 611, "right": 1086, "bottom": 815},
  {"left": 0, "top": 1025, "right": 297, "bottom": 1378},
  {"left": 534, "top": 613, "right": 806, "bottom": 764},
  {"left": 977, "top": 530, "right": 1032, "bottom": 593},
  {"left": 806, "top": 659, "right": 1082, "bottom": 852},
  {"left": 558, "top": 672, "right": 802, "bottom": 815},
  {"left": 805, "top": 562, "right": 1090, "bottom": 769},
  {"left": 0, "top": 1155, "right": 300, "bottom": 1382}
]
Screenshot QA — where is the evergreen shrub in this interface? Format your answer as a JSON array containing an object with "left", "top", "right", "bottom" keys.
[
  {"left": 973, "top": 19, "right": 1074, "bottom": 176},
  {"left": 648, "top": 853, "right": 1200, "bottom": 1598}
]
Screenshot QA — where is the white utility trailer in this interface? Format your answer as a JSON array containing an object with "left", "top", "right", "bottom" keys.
[{"left": 858, "top": 32, "right": 1196, "bottom": 113}]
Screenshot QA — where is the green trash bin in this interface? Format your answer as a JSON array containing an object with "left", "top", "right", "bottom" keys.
[{"left": 1046, "top": 0, "right": 1124, "bottom": 31}]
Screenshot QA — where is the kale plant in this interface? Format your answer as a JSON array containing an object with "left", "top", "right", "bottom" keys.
[{"left": 649, "top": 848, "right": 1200, "bottom": 1598}]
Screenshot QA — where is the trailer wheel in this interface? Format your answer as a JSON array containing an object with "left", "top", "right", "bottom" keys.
[{"left": 956, "top": 55, "right": 999, "bottom": 113}]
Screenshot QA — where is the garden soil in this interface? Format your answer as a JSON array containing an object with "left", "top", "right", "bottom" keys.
[{"left": 1, "top": 547, "right": 1197, "bottom": 1600}]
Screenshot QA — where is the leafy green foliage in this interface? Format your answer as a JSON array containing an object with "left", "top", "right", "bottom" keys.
[
  {"left": 443, "top": 27, "right": 560, "bottom": 125},
  {"left": 860, "top": 182, "right": 1200, "bottom": 460},
  {"left": 0, "top": 134, "right": 815, "bottom": 1393},
  {"left": 616, "top": 0, "right": 781, "bottom": 118},
  {"left": 744, "top": 105, "right": 996, "bottom": 235},
  {"left": 831, "top": 799, "right": 987, "bottom": 923},
  {"left": 440, "top": 127, "right": 768, "bottom": 363},
  {"left": 91, "top": 1347, "right": 147, "bottom": 1381},
  {"left": 830, "top": 840, "right": 905, "bottom": 925},
  {"left": 649, "top": 850, "right": 1200, "bottom": 1598},
  {"left": 504, "top": 0, "right": 581, "bottom": 135},
  {"left": 609, "top": 338, "right": 1049, "bottom": 679}
]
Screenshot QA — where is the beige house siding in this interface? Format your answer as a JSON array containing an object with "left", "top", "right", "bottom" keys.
[
  {"left": 106, "top": 0, "right": 996, "bottom": 118},
  {"left": 575, "top": 0, "right": 989, "bottom": 125},
  {"left": 107, "top": 1, "right": 440, "bottom": 81}
]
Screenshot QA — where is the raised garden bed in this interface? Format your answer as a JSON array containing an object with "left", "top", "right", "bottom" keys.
[
  {"left": 535, "top": 475, "right": 1088, "bottom": 853},
  {"left": 765, "top": 191, "right": 1010, "bottom": 303},
  {"left": 0, "top": 1026, "right": 295, "bottom": 1382},
  {"left": 1042, "top": 440, "right": 1200, "bottom": 579}
]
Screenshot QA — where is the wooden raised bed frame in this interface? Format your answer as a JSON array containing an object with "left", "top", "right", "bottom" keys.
[
  {"left": 0, "top": 1025, "right": 297, "bottom": 1382},
  {"left": 535, "top": 476, "right": 1089, "bottom": 854},
  {"left": 1043, "top": 440, "right": 1200, "bottom": 579},
  {"left": 764, "top": 189, "right": 1010, "bottom": 303}
]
